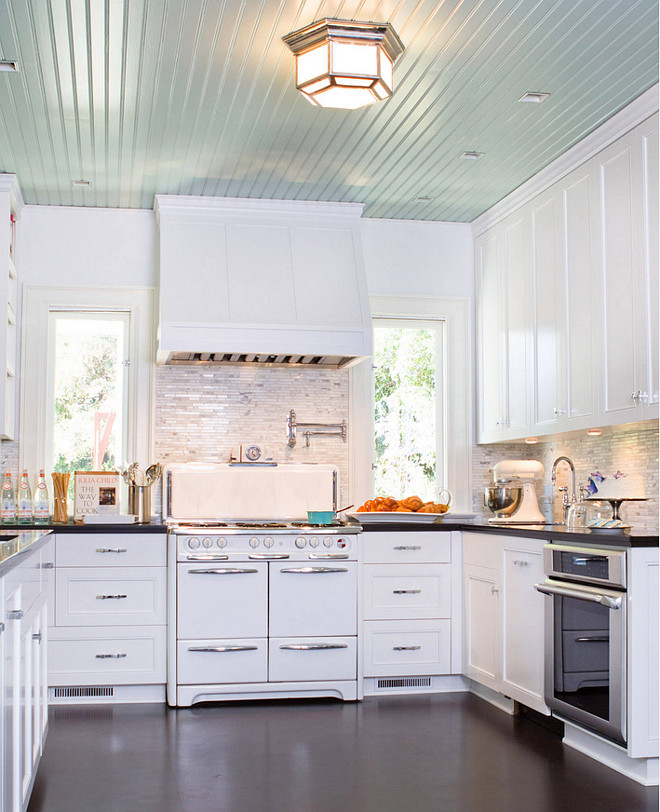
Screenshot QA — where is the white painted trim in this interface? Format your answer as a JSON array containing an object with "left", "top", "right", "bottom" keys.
[
  {"left": 348, "top": 296, "right": 472, "bottom": 513},
  {"left": 19, "top": 286, "right": 156, "bottom": 483},
  {"left": 0, "top": 173, "right": 24, "bottom": 218},
  {"left": 154, "top": 194, "right": 364, "bottom": 220},
  {"left": 472, "top": 85, "right": 659, "bottom": 236},
  {"left": 468, "top": 679, "right": 515, "bottom": 714},
  {"left": 563, "top": 722, "right": 659, "bottom": 786}
]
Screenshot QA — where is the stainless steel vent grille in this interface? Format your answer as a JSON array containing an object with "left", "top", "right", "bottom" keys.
[
  {"left": 52, "top": 686, "right": 114, "bottom": 698},
  {"left": 165, "top": 352, "right": 352, "bottom": 369},
  {"left": 376, "top": 677, "right": 432, "bottom": 690}
]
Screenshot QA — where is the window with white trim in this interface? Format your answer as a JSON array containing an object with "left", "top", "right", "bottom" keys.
[{"left": 372, "top": 318, "right": 445, "bottom": 501}]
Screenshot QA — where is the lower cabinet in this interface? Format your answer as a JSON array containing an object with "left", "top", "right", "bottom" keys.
[
  {"left": 361, "top": 531, "right": 462, "bottom": 688},
  {"left": 48, "top": 533, "right": 167, "bottom": 701},
  {"left": 462, "top": 532, "right": 548, "bottom": 714},
  {"left": 1, "top": 537, "right": 51, "bottom": 812}
]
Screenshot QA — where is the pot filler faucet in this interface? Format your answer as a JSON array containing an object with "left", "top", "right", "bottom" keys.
[{"left": 551, "top": 456, "right": 577, "bottom": 524}]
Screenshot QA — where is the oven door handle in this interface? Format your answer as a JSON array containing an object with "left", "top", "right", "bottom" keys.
[
  {"left": 280, "top": 567, "right": 348, "bottom": 574},
  {"left": 248, "top": 553, "right": 290, "bottom": 559},
  {"left": 534, "top": 582, "right": 622, "bottom": 610}
]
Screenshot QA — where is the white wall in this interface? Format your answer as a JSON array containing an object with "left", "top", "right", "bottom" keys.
[
  {"left": 361, "top": 218, "right": 474, "bottom": 298},
  {"left": 17, "top": 205, "right": 474, "bottom": 297},
  {"left": 19, "top": 205, "right": 158, "bottom": 287}
]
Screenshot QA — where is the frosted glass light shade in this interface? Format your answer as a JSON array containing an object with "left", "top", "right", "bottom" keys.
[{"left": 283, "top": 19, "right": 404, "bottom": 110}]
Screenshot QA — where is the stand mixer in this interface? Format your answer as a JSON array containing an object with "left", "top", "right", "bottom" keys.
[{"left": 484, "top": 460, "right": 546, "bottom": 523}]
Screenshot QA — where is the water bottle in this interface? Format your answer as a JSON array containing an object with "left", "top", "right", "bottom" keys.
[
  {"left": 1, "top": 471, "right": 16, "bottom": 523},
  {"left": 34, "top": 469, "right": 50, "bottom": 524},
  {"left": 17, "top": 469, "right": 33, "bottom": 524}
]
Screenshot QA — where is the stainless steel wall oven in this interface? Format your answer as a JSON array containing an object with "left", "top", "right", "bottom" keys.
[{"left": 535, "top": 543, "right": 627, "bottom": 745}]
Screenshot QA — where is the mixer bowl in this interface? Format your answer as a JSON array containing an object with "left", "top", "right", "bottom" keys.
[{"left": 484, "top": 482, "right": 524, "bottom": 518}]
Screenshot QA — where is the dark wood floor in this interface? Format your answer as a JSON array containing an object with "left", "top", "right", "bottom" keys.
[{"left": 28, "top": 693, "right": 658, "bottom": 812}]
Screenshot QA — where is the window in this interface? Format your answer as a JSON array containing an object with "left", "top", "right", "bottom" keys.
[
  {"left": 373, "top": 319, "right": 444, "bottom": 501},
  {"left": 348, "top": 296, "right": 471, "bottom": 513},
  {"left": 47, "top": 311, "right": 130, "bottom": 475},
  {"left": 20, "top": 287, "right": 155, "bottom": 482}
]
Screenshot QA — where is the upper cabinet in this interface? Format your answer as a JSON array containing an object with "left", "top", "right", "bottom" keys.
[
  {"left": 475, "top": 113, "right": 658, "bottom": 443},
  {"left": 0, "top": 175, "right": 22, "bottom": 441}
]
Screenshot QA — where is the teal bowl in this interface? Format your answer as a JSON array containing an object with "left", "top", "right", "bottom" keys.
[{"left": 307, "top": 510, "right": 335, "bottom": 525}]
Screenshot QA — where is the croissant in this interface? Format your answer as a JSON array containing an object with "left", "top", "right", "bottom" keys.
[{"left": 399, "top": 495, "right": 424, "bottom": 511}]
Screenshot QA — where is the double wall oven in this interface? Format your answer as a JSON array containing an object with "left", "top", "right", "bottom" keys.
[
  {"left": 165, "top": 463, "right": 361, "bottom": 707},
  {"left": 535, "top": 543, "right": 627, "bottom": 745}
]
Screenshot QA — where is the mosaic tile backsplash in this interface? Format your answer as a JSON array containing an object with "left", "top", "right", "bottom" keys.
[
  {"left": 153, "top": 365, "right": 350, "bottom": 509},
  {"left": 473, "top": 423, "right": 659, "bottom": 527}
]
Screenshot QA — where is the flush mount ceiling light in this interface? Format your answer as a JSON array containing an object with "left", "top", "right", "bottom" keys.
[
  {"left": 414, "top": 195, "right": 433, "bottom": 203},
  {"left": 519, "top": 91, "right": 550, "bottom": 104},
  {"left": 72, "top": 179, "right": 92, "bottom": 187},
  {"left": 0, "top": 60, "right": 18, "bottom": 72},
  {"left": 586, "top": 428, "right": 603, "bottom": 436},
  {"left": 283, "top": 19, "right": 404, "bottom": 110},
  {"left": 460, "top": 151, "right": 484, "bottom": 160},
  {"left": 524, "top": 437, "right": 539, "bottom": 444}
]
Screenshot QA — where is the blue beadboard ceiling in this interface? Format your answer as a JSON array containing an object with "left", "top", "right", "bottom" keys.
[{"left": 0, "top": 0, "right": 657, "bottom": 221}]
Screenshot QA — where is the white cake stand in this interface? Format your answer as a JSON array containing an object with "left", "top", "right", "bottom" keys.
[{"left": 585, "top": 497, "right": 648, "bottom": 522}]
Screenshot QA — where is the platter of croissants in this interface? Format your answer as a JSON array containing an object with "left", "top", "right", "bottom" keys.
[{"left": 347, "top": 490, "right": 452, "bottom": 523}]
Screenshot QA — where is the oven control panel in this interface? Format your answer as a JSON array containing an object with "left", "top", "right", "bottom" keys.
[{"left": 175, "top": 532, "right": 354, "bottom": 561}]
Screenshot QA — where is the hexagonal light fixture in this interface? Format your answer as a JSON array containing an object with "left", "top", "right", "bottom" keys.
[{"left": 283, "top": 19, "right": 404, "bottom": 110}]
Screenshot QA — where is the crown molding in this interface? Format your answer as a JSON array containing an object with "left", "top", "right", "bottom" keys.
[
  {"left": 0, "top": 173, "right": 24, "bottom": 217},
  {"left": 471, "top": 84, "right": 659, "bottom": 236}
]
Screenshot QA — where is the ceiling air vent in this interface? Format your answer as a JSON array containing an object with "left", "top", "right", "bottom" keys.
[
  {"left": 165, "top": 352, "right": 353, "bottom": 369},
  {"left": 376, "top": 677, "right": 432, "bottom": 690},
  {"left": 52, "top": 686, "right": 114, "bottom": 699}
]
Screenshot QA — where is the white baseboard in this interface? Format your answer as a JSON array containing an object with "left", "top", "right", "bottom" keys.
[
  {"left": 468, "top": 680, "right": 516, "bottom": 714},
  {"left": 363, "top": 674, "right": 469, "bottom": 696},
  {"left": 563, "top": 722, "right": 659, "bottom": 786},
  {"left": 49, "top": 684, "right": 165, "bottom": 704}
]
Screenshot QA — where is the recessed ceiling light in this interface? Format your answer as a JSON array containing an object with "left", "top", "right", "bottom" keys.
[
  {"left": 72, "top": 179, "right": 92, "bottom": 187},
  {"left": 460, "top": 151, "right": 484, "bottom": 160},
  {"left": 414, "top": 195, "right": 433, "bottom": 203},
  {"left": 519, "top": 91, "right": 550, "bottom": 104},
  {"left": 0, "top": 60, "right": 18, "bottom": 72}
]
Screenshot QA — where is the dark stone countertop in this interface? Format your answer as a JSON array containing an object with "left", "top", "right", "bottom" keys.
[
  {"left": 0, "top": 528, "right": 54, "bottom": 576},
  {"left": 356, "top": 519, "right": 659, "bottom": 547},
  {"left": 0, "top": 521, "right": 167, "bottom": 534}
]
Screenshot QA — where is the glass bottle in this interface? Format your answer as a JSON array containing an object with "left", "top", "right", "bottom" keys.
[
  {"left": 34, "top": 469, "right": 50, "bottom": 524},
  {"left": 17, "top": 469, "right": 33, "bottom": 524},
  {"left": 1, "top": 471, "right": 16, "bottom": 523}
]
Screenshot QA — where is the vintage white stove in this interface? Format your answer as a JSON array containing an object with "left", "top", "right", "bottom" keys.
[{"left": 165, "top": 463, "right": 362, "bottom": 707}]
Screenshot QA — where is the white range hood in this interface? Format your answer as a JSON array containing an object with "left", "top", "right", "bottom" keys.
[{"left": 154, "top": 196, "right": 372, "bottom": 369}]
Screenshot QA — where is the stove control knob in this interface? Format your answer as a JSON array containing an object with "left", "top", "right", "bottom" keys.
[
  {"left": 202, "top": 537, "right": 213, "bottom": 548},
  {"left": 323, "top": 537, "right": 333, "bottom": 548},
  {"left": 249, "top": 537, "right": 259, "bottom": 548},
  {"left": 308, "top": 536, "right": 320, "bottom": 548},
  {"left": 217, "top": 537, "right": 227, "bottom": 548},
  {"left": 295, "top": 537, "right": 307, "bottom": 548},
  {"left": 263, "top": 537, "right": 274, "bottom": 548},
  {"left": 188, "top": 537, "right": 200, "bottom": 549}
]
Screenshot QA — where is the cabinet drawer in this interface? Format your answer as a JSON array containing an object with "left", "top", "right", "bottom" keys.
[
  {"left": 55, "top": 534, "right": 166, "bottom": 567},
  {"left": 178, "top": 639, "right": 268, "bottom": 685},
  {"left": 48, "top": 625, "right": 166, "bottom": 685},
  {"left": 363, "top": 619, "right": 452, "bottom": 677},
  {"left": 462, "top": 532, "right": 500, "bottom": 569},
  {"left": 363, "top": 564, "right": 451, "bottom": 620},
  {"left": 269, "top": 637, "right": 356, "bottom": 682},
  {"left": 362, "top": 532, "right": 451, "bottom": 564},
  {"left": 55, "top": 567, "right": 166, "bottom": 626}
]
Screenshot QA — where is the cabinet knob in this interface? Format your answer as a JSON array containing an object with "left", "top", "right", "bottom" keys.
[
  {"left": 491, "top": 587, "right": 499, "bottom": 595},
  {"left": 553, "top": 408, "right": 567, "bottom": 416}
]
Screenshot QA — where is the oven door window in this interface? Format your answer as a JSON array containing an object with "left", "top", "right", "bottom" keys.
[{"left": 554, "top": 595, "right": 611, "bottom": 721}]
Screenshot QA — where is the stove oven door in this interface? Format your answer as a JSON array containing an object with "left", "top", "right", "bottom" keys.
[
  {"left": 177, "top": 562, "right": 268, "bottom": 639},
  {"left": 268, "top": 562, "right": 357, "bottom": 638}
]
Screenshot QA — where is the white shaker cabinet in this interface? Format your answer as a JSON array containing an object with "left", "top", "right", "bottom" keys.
[
  {"left": 462, "top": 532, "right": 548, "bottom": 715},
  {"left": 475, "top": 213, "right": 531, "bottom": 443}
]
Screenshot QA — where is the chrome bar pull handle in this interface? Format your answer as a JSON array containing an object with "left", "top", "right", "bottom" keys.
[
  {"left": 308, "top": 553, "right": 349, "bottom": 560},
  {"left": 96, "top": 594, "right": 128, "bottom": 600},
  {"left": 393, "top": 589, "right": 421, "bottom": 594},
  {"left": 393, "top": 645, "right": 421, "bottom": 651},
  {"left": 281, "top": 567, "right": 348, "bottom": 574},
  {"left": 187, "top": 646, "right": 258, "bottom": 653},
  {"left": 7, "top": 609, "right": 24, "bottom": 620},
  {"left": 186, "top": 554, "right": 229, "bottom": 561},
  {"left": 96, "top": 548, "right": 128, "bottom": 553},
  {"left": 279, "top": 643, "right": 348, "bottom": 651},
  {"left": 575, "top": 636, "right": 609, "bottom": 643},
  {"left": 248, "top": 553, "right": 290, "bottom": 559},
  {"left": 95, "top": 653, "right": 127, "bottom": 659},
  {"left": 393, "top": 546, "right": 422, "bottom": 551}
]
